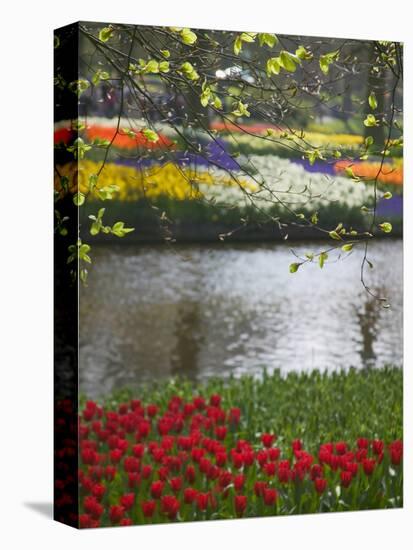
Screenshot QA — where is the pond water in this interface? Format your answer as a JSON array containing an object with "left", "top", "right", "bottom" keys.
[{"left": 79, "top": 240, "right": 403, "bottom": 397}]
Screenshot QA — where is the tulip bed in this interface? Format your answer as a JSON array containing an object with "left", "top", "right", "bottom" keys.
[{"left": 78, "top": 367, "right": 402, "bottom": 528}]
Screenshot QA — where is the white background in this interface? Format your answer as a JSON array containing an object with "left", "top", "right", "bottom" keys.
[{"left": 0, "top": 1, "right": 410, "bottom": 548}]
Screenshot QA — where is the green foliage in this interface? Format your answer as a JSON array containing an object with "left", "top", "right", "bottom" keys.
[
  {"left": 233, "top": 32, "right": 256, "bottom": 55},
  {"left": 141, "top": 127, "right": 159, "bottom": 143},
  {"left": 258, "top": 33, "right": 278, "bottom": 48},
  {"left": 66, "top": 137, "right": 92, "bottom": 159},
  {"left": 180, "top": 61, "right": 200, "bottom": 80},
  {"left": 111, "top": 221, "right": 135, "bottom": 237},
  {"left": 73, "top": 192, "right": 85, "bottom": 206},
  {"left": 364, "top": 114, "right": 379, "bottom": 127},
  {"left": 368, "top": 91, "right": 378, "bottom": 110},
  {"left": 266, "top": 57, "right": 281, "bottom": 76},
  {"left": 318, "top": 251, "right": 328, "bottom": 268},
  {"left": 92, "top": 69, "right": 110, "bottom": 86},
  {"left": 68, "top": 79, "right": 90, "bottom": 97},
  {"left": 279, "top": 50, "right": 300, "bottom": 72},
  {"left": 231, "top": 101, "right": 250, "bottom": 118},
  {"left": 295, "top": 45, "right": 313, "bottom": 60},
  {"left": 319, "top": 50, "right": 340, "bottom": 74},
  {"left": 96, "top": 184, "right": 120, "bottom": 201},
  {"left": 379, "top": 222, "right": 392, "bottom": 233},
  {"left": 99, "top": 26, "right": 114, "bottom": 42},
  {"left": 180, "top": 28, "right": 197, "bottom": 45}
]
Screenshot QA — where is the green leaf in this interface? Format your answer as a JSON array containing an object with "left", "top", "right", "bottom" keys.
[
  {"left": 160, "top": 49, "right": 170, "bottom": 58},
  {"left": 383, "top": 191, "right": 392, "bottom": 199},
  {"left": 80, "top": 269, "right": 88, "bottom": 284},
  {"left": 364, "top": 114, "right": 379, "bottom": 127},
  {"left": 295, "top": 45, "right": 313, "bottom": 60},
  {"left": 213, "top": 96, "right": 223, "bottom": 109},
  {"left": 365, "top": 136, "right": 374, "bottom": 147},
  {"left": 368, "top": 91, "right": 378, "bottom": 110},
  {"left": 266, "top": 57, "right": 281, "bottom": 76},
  {"left": 234, "top": 36, "right": 243, "bottom": 55},
  {"left": 181, "top": 28, "right": 197, "bottom": 45},
  {"left": 345, "top": 166, "right": 355, "bottom": 178},
  {"left": 319, "top": 252, "right": 328, "bottom": 268},
  {"left": 97, "top": 184, "right": 119, "bottom": 201},
  {"left": 200, "top": 87, "right": 212, "bottom": 107},
  {"left": 379, "top": 222, "right": 392, "bottom": 233},
  {"left": 88, "top": 174, "right": 98, "bottom": 191},
  {"left": 342, "top": 243, "right": 353, "bottom": 252},
  {"left": 289, "top": 262, "right": 300, "bottom": 273},
  {"left": 68, "top": 79, "right": 90, "bottom": 97},
  {"left": 240, "top": 32, "right": 256, "bottom": 43},
  {"left": 258, "top": 33, "right": 278, "bottom": 48},
  {"left": 111, "top": 221, "right": 135, "bottom": 237},
  {"left": 231, "top": 101, "right": 250, "bottom": 118},
  {"left": 311, "top": 212, "right": 318, "bottom": 224},
  {"left": 90, "top": 221, "right": 100, "bottom": 236},
  {"left": 99, "top": 27, "right": 113, "bottom": 42},
  {"left": 319, "top": 50, "right": 339, "bottom": 74},
  {"left": 143, "top": 59, "right": 159, "bottom": 74},
  {"left": 66, "top": 137, "right": 92, "bottom": 159},
  {"left": 180, "top": 62, "right": 200, "bottom": 80},
  {"left": 141, "top": 128, "right": 159, "bottom": 142},
  {"left": 329, "top": 230, "right": 342, "bottom": 241},
  {"left": 73, "top": 192, "right": 85, "bottom": 206},
  {"left": 279, "top": 50, "right": 299, "bottom": 72},
  {"left": 159, "top": 61, "right": 170, "bottom": 73}
]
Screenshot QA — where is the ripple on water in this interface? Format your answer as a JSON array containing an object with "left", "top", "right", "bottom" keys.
[{"left": 79, "top": 240, "right": 402, "bottom": 397}]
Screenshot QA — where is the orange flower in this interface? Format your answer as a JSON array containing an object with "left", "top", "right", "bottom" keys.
[{"left": 335, "top": 160, "right": 403, "bottom": 185}]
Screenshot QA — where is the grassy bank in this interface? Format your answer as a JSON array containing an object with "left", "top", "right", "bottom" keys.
[
  {"left": 85, "top": 367, "right": 402, "bottom": 447},
  {"left": 78, "top": 367, "right": 402, "bottom": 527}
]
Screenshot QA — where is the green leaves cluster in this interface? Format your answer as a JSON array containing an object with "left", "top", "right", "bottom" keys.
[
  {"left": 179, "top": 61, "right": 200, "bottom": 81},
  {"left": 99, "top": 26, "right": 114, "bottom": 43},
  {"left": 66, "top": 137, "right": 92, "bottom": 160},
  {"left": 130, "top": 58, "right": 170, "bottom": 75},
  {"left": 68, "top": 79, "right": 90, "bottom": 97},
  {"left": 231, "top": 101, "right": 250, "bottom": 118},
  {"left": 200, "top": 81, "right": 222, "bottom": 109},
  {"left": 319, "top": 50, "right": 339, "bottom": 74},
  {"left": 266, "top": 50, "right": 301, "bottom": 76},
  {"left": 169, "top": 27, "right": 198, "bottom": 45},
  {"left": 89, "top": 208, "right": 135, "bottom": 237},
  {"left": 233, "top": 32, "right": 257, "bottom": 55},
  {"left": 364, "top": 114, "right": 379, "bottom": 127}
]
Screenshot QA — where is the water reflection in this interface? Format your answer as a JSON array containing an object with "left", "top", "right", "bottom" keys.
[{"left": 79, "top": 240, "right": 402, "bottom": 397}]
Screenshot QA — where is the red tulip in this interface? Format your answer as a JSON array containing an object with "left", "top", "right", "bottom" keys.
[
  {"left": 141, "top": 500, "right": 156, "bottom": 518},
  {"left": 234, "top": 495, "right": 247, "bottom": 517},
  {"left": 261, "top": 433, "right": 275, "bottom": 448},
  {"left": 109, "top": 505, "right": 124, "bottom": 523},
  {"left": 161, "top": 495, "right": 180, "bottom": 520},
  {"left": 263, "top": 488, "right": 278, "bottom": 506},
  {"left": 340, "top": 471, "right": 352, "bottom": 488},
  {"left": 150, "top": 480, "right": 164, "bottom": 499},
  {"left": 184, "top": 487, "right": 198, "bottom": 504},
  {"left": 362, "top": 458, "right": 376, "bottom": 476},
  {"left": 314, "top": 478, "right": 327, "bottom": 494},
  {"left": 170, "top": 476, "right": 183, "bottom": 493},
  {"left": 120, "top": 493, "right": 135, "bottom": 511}
]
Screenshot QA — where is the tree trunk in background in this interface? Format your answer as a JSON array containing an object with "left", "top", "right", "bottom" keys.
[{"left": 364, "top": 42, "right": 386, "bottom": 146}]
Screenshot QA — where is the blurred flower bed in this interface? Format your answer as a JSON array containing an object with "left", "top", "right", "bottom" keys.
[{"left": 54, "top": 118, "right": 403, "bottom": 228}]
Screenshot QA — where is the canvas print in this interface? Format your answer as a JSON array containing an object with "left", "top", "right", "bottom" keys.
[{"left": 54, "top": 22, "right": 403, "bottom": 528}]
